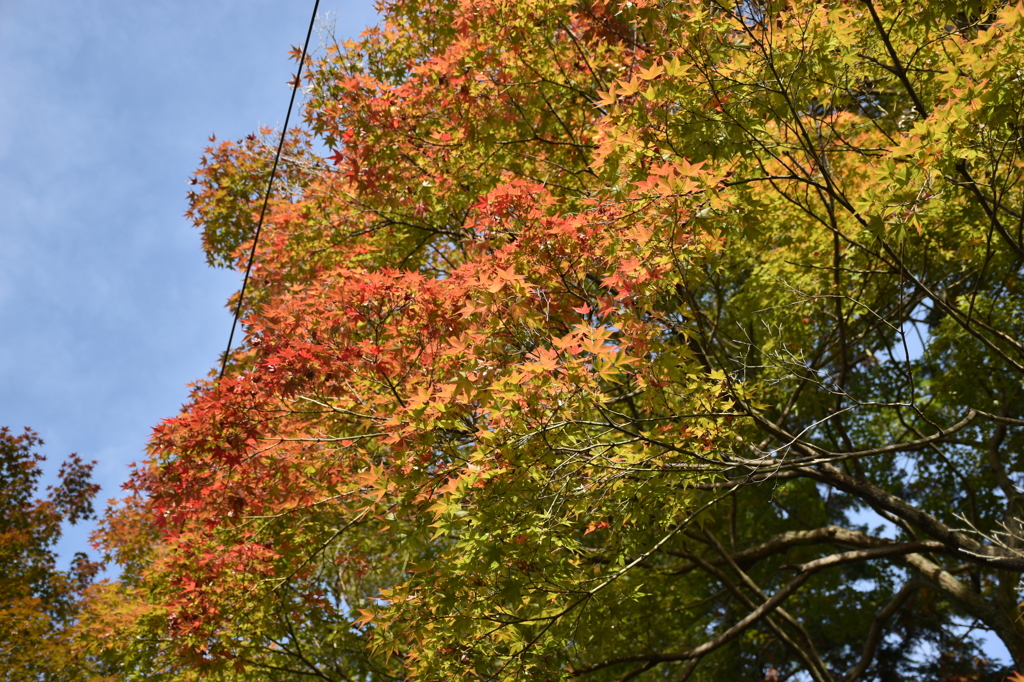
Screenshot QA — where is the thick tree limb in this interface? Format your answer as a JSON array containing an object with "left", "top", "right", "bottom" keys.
[
  {"left": 899, "top": 552, "right": 1024, "bottom": 667},
  {"left": 801, "top": 463, "right": 1024, "bottom": 569},
  {"left": 570, "top": 570, "right": 813, "bottom": 676}
]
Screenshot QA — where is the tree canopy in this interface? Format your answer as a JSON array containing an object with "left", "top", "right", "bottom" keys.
[
  {"left": 0, "top": 427, "right": 103, "bottom": 680},
  {"left": 93, "top": 1, "right": 1024, "bottom": 680}
]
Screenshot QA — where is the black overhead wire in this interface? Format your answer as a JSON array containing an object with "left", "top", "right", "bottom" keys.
[{"left": 218, "top": 0, "right": 322, "bottom": 380}]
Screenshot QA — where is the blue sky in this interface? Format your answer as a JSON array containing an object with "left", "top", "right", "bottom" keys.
[{"left": 0, "top": 0, "right": 378, "bottom": 565}]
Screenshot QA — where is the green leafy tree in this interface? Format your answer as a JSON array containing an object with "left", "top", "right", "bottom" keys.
[
  {"left": 0, "top": 427, "right": 104, "bottom": 680},
  {"left": 98, "top": 1, "right": 1024, "bottom": 679}
]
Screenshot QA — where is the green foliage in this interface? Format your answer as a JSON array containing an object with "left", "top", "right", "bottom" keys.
[
  {"left": 96, "top": 1, "right": 1024, "bottom": 680},
  {"left": 0, "top": 427, "right": 105, "bottom": 680}
]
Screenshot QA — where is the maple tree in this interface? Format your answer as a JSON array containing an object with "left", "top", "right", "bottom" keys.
[
  {"left": 94, "top": 0, "right": 1024, "bottom": 679},
  {"left": 0, "top": 426, "right": 105, "bottom": 680}
]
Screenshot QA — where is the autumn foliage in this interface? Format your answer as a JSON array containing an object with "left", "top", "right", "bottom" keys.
[
  {"left": 93, "top": 1, "right": 1024, "bottom": 680},
  {"left": 0, "top": 427, "right": 103, "bottom": 680}
]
